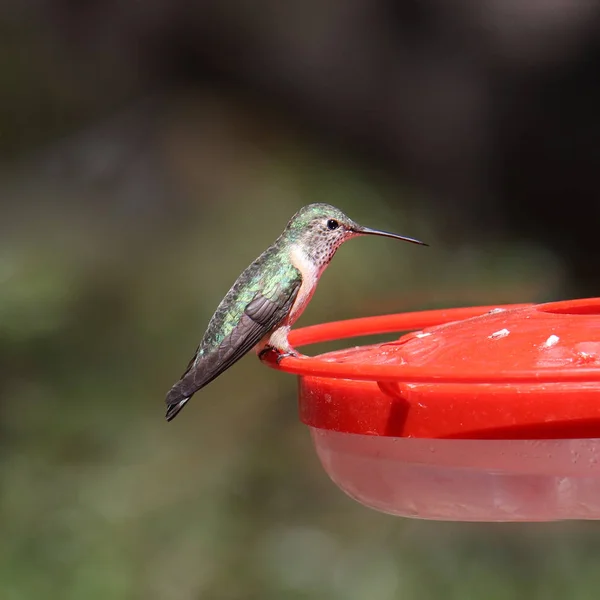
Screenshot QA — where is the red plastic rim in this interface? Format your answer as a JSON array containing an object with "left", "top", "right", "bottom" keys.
[
  {"left": 268, "top": 302, "right": 600, "bottom": 383},
  {"left": 264, "top": 299, "right": 600, "bottom": 439}
]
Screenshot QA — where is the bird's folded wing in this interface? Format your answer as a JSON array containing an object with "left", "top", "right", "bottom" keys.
[{"left": 165, "top": 279, "right": 301, "bottom": 406}]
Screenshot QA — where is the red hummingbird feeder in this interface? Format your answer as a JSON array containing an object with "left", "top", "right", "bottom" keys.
[{"left": 266, "top": 298, "right": 600, "bottom": 521}]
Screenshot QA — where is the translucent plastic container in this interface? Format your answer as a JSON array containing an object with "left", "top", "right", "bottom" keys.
[{"left": 266, "top": 299, "right": 600, "bottom": 521}]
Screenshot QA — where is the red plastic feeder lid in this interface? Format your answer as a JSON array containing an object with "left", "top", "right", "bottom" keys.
[{"left": 267, "top": 298, "right": 600, "bottom": 440}]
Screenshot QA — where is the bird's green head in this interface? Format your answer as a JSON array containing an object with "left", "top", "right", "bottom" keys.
[{"left": 281, "top": 203, "right": 426, "bottom": 266}]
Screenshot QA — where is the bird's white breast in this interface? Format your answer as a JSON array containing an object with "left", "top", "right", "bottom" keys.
[{"left": 288, "top": 244, "right": 320, "bottom": 325}]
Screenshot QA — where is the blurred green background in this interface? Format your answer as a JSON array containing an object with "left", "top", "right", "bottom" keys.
[{"left": 2, "top": 2, "right": 600, "bottom": 599}]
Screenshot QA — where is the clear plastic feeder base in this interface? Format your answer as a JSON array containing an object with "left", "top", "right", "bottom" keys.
[{"left": 311, "top": 429, "right": 600, "bottom": 522}]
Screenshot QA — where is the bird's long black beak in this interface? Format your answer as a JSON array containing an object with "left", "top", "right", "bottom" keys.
[{"left": 354, "top": 226, "right": 428, "bottom": 246}]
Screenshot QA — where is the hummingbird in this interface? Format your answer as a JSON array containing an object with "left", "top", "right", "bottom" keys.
[{"left": 165, "top": 203, "right": 426, "bottom": 421}]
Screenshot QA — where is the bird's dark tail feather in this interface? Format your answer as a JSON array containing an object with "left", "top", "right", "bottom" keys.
[
  {"left": 165, "top": 397, "right": 190, "bottom": 421},
  {"left": 165, "top": 388, "right": 191, "bottom": 421}
]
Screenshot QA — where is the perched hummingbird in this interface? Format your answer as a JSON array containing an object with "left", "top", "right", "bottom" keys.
[{"left": 165, "top": 203, "right": 426, "bottom": 421}]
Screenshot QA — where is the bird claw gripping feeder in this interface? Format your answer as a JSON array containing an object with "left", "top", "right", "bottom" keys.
[{"left": 265, "top": 298, "right": 600, "bottom": 522}]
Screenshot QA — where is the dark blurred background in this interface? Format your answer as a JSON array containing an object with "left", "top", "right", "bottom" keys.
[{"left": 2, "top": 1, "right": 600, "bottom": 598}]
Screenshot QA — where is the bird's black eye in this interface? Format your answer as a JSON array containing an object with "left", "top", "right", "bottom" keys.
[{"left": 327, "top": 219, "right": 339, "bottom": 230}]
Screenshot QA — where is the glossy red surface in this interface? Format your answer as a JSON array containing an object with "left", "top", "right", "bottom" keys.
[{"left": 268, "top": 299, "right": 600, "bottom": 439}]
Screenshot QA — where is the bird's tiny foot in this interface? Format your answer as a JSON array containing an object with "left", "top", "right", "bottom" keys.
[
  {"left": 274, "top": 350, "right": 299, "bottom": 364},
  {"left": 258, "top": 346, "right": 300, "bottom": 364}
]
